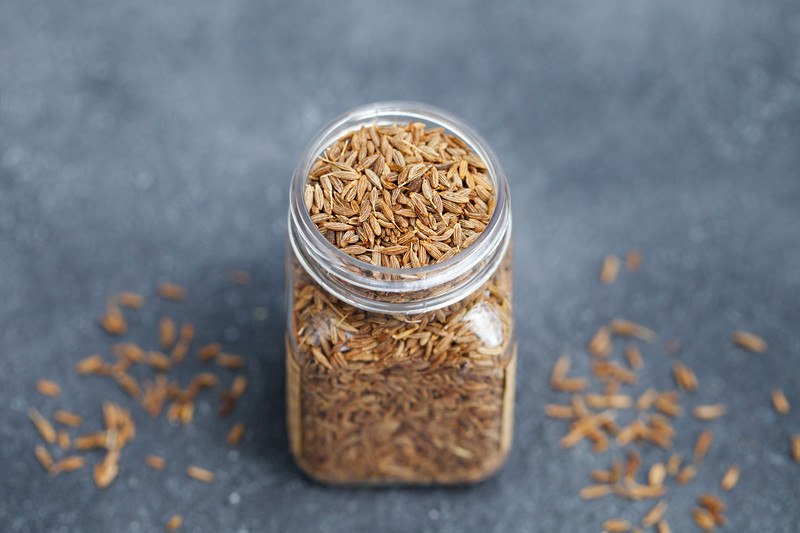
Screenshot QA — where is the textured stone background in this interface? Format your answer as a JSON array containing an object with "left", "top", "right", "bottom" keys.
[{"left": 2, "top": 1, "right": 800, "bottom": 532}]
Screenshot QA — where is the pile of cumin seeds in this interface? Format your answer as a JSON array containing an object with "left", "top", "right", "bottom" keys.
[
  {"left": 546, "top": 251, "right": 784, "bottom": 532},
  {"left": 29, "top": 274, "right": 254, "bottom": 531},
  {"left": 290, "top": 122, "right": 515, "bottom": 483},
  {"left": 304, "top": 123, "right": 495, "bottom": 268}
]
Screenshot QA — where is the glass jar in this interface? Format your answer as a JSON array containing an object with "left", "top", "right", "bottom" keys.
[{"left": 285, "top": 102, "right": 515, "bottom": 484}]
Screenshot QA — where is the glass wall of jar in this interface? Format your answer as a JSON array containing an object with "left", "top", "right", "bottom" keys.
[{"left": 285, "top": 102, "right": 515, "bottom": 484}]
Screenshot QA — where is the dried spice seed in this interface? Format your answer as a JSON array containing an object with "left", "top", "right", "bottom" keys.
[
  {"left": 692, "top": 507, "right": 716, "bottom": 532},
  {"left": 580, "top": 484, "right": 613, "bottom": 499},
  {"left": 676, "top": 464, "right": 697, "bottom": 485},
  {"left": 51, "top": 456, "right": 87, "bottom": 475},
  {"left": 731, "top": 330, "right": 766, "bottom": 353},
  {"left": 158, "top": 283, "right": 186, "bottom": 301},
  {"left": 34, "top": 445, "right": 54, "bottom": 471},
  {"left": 74, "top": 432, "right": 108, "bottom": 450},
  {"left": 197, "top": 343, "right": 223, "bottom": 362},
  {"left": 609, "top": 320, "right": 656, "bottom": 343},
  {"left": 94, "top": 449, "right": 120, "bottom": 489},
  {"left": 227, "top": 422, "right": 245, "bottom": 446},
  {"left": 693, "top": 404, "right": 726, "bottom": 421},
  {"left": 588, "top": 327, "right": 613, "bottom": 357},
  {"left": 694, "top": 430, "right": 713, "bottom": 465},
  {"left": 642, "top": 500, "right": 668, "bottom": 527},
  {"left": 625, "top": 249, "right": 642, "bottom": 272},
  {"left": 100, "top": 306, "right": 127, "bottom": 335},
  {"left": 217, "top": 354, "right": 245, "bottom": 369},
  {"left": 648, "top": 463, "right": 666, "bottom": 487},
  {"left": 146, "top": 455, "right": 167, "bottom": 471},
  {"left": 666, "top": 453, "right": 682, "bottom": 477},
  {"left": 76, "top": 354, "right": 107, "bottom": 375},
  {"left": 116, "top": 291, "right": 145, "bottom": 309},
  {"left": 186, "top": 465, "right": 215, "bottom": 483},
  {"left": 792, "top": 435, "right": 800, "bottom": 463},
  {"left": 36, "top": 379, "right": 61, "bottom": 397},
  {"left": 602, "top": 518, "right": 631, "bottom": 532},
  {"left": 672, "top": 362, "right": 698, "bottom": 392},
  {"left": 166, "top": 515, "right": 183, "bottom": 531},
  {"left": 624, "top": 344, "right": 643, "bottom": 370},
  {"left": 656, "top": 521, "right": 671, "bottom": 533},
  {"left": 544, "top": 404, "right": 575, "bottom": 419},
  {"left": 57, "top": 430, "right": 70, "bottom": 450},
  {"left": 599, "top": 255, "right": 621, "bottom": 285},
  {"left": 28, "top": 408, "right": 57, "bottom": 444},
  {"left": 720, "top": 464, "right": 739, "bottom": 491},
  {"left": 771, "top": 389, "right": 790, "bottom": 415},
  {"left": 698, "top": 494, "right": 726, "bottom": 525},
  {"left": 160, "top": 317, "right": 176, "bottom": 348}
]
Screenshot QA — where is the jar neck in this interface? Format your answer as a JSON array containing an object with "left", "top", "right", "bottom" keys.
[{"left": 288, "top": 102, "right": 511, "bottom": 315}]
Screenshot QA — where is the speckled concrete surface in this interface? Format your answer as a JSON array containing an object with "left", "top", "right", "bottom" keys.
[{"left": 2, "top": 1, "right": 800, "bottom": 532}]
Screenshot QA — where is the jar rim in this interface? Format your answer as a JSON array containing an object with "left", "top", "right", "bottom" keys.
[{"left": 288, "top": 101, "right": 511, "bottom": 313}]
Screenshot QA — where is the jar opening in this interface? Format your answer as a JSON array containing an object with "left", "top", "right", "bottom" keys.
[{"left": 288, "top": 101, "right": 511, "bottom": 314}]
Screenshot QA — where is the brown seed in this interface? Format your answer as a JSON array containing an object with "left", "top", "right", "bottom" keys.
[
  {"left": 76, "top": 354, "right": 107, "bottom": 375},
  {"left": 642, "top": 500, "right": 668, "bottom": 527},
  {"left": 771, "top": 389, "right": 790, "bottom": 415},
  {"left": 186, "top": 465, "right": 215, "bottom": 482},
  {"left": 550, "top": 354, "right": 571, "bottom": 382},
  {"left": 227, "top": 269, "right": 252, "bottom": 285},
  {"left": 94, "top": 449, "right": 120, "bottom": 489},
  {"left": 544, "top": 404, "right": 574, "bottom": 419},
  {"left": 676, "top": 465, "right": 697, "bottom": 485},
  {"left": 625, "top": 249, "right": 642, "bottom": 272},
  {"left": 116, "top": 291, "right": 145, "bottom": 309},
  {"left": 147, "top": 351, "right": 172, "bottom": 372},
  {"left": 146, "top": 454, "right": 167, "bottom": 471},
  {"left": 656, "top": 520, "right": 671, "bottom": 533},
  {"left": 57, "top": 430, "right": 70, "bottom": 451},
  {"left": 28, "top": 408, "right": 57, "bottom": 444},
  {"left": 693, "top": 404, "right": 726, "bottom": 421},
  {"left": 197, "top": 343, "right": 223, "bottom": 362},
  {"left": 588, "top": 327, "right": 613, "bottom": 357},
  {"left": 73, "top": 432, "right": 108, "bottom": 450},
  {"left": 36, "top": 379, "right": 61, "bottom": 397},
  {"left": 50, "top": 455, "right": 86, "bottom": 475},
  {"left": 230, "top": 375, "right": 247, "bottom": 398},
  {"left": 624, "top": 344, "right": 643, "bottom": 370},
  {"left": 666, "top": 453, "right": 682, "bottom": 477},
  {"left": 227, "top": 422, "right": 246, "bottom": 446},
  {"left": 720, "top": 464, "right": 739, "bottom": 491},
  {"left": 100, "top": 306, "right": 127, "bottom": 335},
  {"left": 166, "top": 514, "right": 184, "bottom": 531},
  {"left": 698, "top": 494, "right": 726, "bottom": 524},
  {"left": 158, "top": 283, "right": 186, "bottom": 301},
  {"left": 159, "top": 317, "right": 176, "bottom": 348},
  {"left": 672, "top": 361, "right": 698, "bottom": 392},
  {"left": 692, "top": 508, "right": 716, "bottom": 532},
  {"left": 602, "top": 518, "right": 631, "bottom": 532},
  {"left": 648, "top": 462, "right": 666, "bottom": 487},
  {"left": 694, "top": 429, "right": 713, "bottom": 464},
  {"left": 731, "top": 330, "right": 766, "bottom": 353},
  {"left": 637, "top": 388, "right": 657, "bottom": 411},
  {"left": 217, "top": 354, "right": 245, "bottom": 369},
  {"left": 579, "top": 484, "right": 613, "bottom": 499},
  {"left": 792, "top": 435, "right": 800, "bottom": 463},
  {"left": 599, "top": 255, "right": 621, "bottom": 285},
  {"left": 609, "top": 319, "right": 656, "bottom": 343},
  {"left": 34, "top": 445, "right": 54, "bottom": 471}
]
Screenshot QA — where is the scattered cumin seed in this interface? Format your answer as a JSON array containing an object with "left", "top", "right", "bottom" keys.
[
  {"left": 76, "top": 354, "right": 106, "bottom": 375},
  {"left": 672, "top": 361, "right": 698, "bottom": 392},
  {"left": 159, "top": 317, "right": 176, "bottom": 348},
  {"left": 217, "top": 353, "right": 245, "bottom": 369},
  {"left": 625, "top": 249, "right": 642, "bottom": 272},
  {"left": 186, "top": 465, "right": 214, "bottom": 482},
  {"left": 792, "top": 435, "right": 800, "bottom": 463},
  {"left": 36, "top": 379, "right": 61, "bottom": 397},
  {"left": 666, "top": 453, "right": 682, "bottom": 477},
  {"left": 676, "top": 464, "right": 696, "bottom": 484},
  {"left": 544, "top": 404, "right": 574, "bottom": 419},
  {"left": 771, "top": 388, "right": 790, "bottom": 415},
  {"left": 731, "top": 330, "right": 766, "bottom": 353},
  {"left": 580, "top": 484, "right": 613, "bottom": 499},
  {"left": 51, "top": 455, "right": 86, "bottom": 475},
  {"left": 648, "top": 462, "right": 666, "bottom": 487},
  {"left": 656, "top": 520, "right": 671, "bottom": 533},
  {"left": 57, "top": 430, "right": 70, "bottom": 451},
  {"left": 588, "top": 327, "right": 613, "bottom": 357},
  {"left": 145, "top": 455, "right": 167, "bottom": 471},
  {"left": 227, "top": 422, "right": 246, "bottom": 446},
  {"left": 74, "top": 432, "right": 107, "bottom": 450},
  {"left": 34, "top": 445, "right": 54, "bottom": 471},
  {"left": 197, "top": 343, "right": 223, "bottom": 362},
  {"left": 599, "top": 255, "right": 621, "bottom": 285},
  {"left": 624, "top": 344, "right": 643, "bottom": 370},
  {"left": 693, "top": 404, "right": 726, "bottom": 421},
  {"left": 698, "top": 494, "right": 726, "bottom": 525},
  {"left": 609, "top": 319, "right": 656, "bottom": 343},
  {"left": 694, "top": 430, "right": 713, "bottom": 465},
  {"left": 602, "top": 518, "right": 630, "bottom": 532},
  {"left": 720, "top": 464, "right": 739, "bottom": 491},
  {"left": 166, "top": 514, "right": 183, "bottom": 531},
  {"left": 230, "top": 375, "right": 247, "bottom": 398},
  {"left": 692, "top": 507, "right": 716, "bottom": 532},
  {"left": 100, "top": 305, "right": 127, "bottom": 335},
  {"left": 157, "top": 283, "right": 186, "bottom": 301},
  {"left": 116, "top": 291, "right": 145, "bottom": 309},
  {"left": 642, "top": 500, "right": 668, "bottom": 527},
  {"left": 94, "top": 449, "right": 120, "bottom": 489},
  {"left": 28, "top": 408, "right": 57, "bottom": 444}
]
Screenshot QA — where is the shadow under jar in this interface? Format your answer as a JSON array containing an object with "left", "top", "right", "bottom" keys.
[{"left": 285, "top": 102, "right": 515, "bottom": 485}]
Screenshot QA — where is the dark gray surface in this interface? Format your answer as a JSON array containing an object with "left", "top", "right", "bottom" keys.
[{"left": 2, "top": 1, "right": 800, "bottom": 531}]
